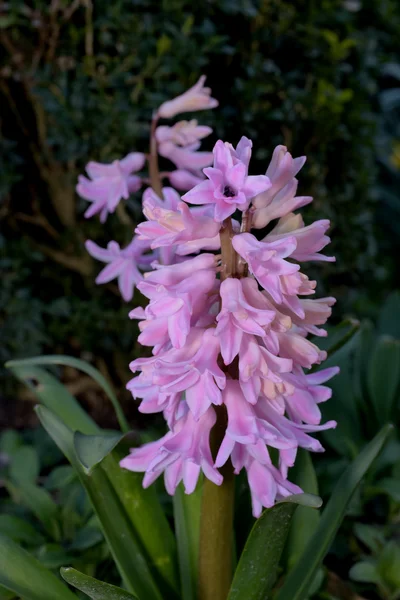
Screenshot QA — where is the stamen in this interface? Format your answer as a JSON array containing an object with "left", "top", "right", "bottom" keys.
[{"left": 223, "top": 185, "right": 236, "bottom": 198}]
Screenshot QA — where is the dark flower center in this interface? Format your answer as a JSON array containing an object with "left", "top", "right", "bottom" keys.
[{"left": 223, "top": 185, "right": 236, "bottom": 198}]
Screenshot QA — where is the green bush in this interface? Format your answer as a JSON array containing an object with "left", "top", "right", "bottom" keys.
[{"left": 1, "top": 0, "right": 400, "bottom": 401}]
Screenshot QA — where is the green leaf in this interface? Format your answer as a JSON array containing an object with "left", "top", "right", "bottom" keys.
[
  {"left": 9, "top": 446, "right": 39, "bottom": 485},
  {"left": 285, "top": 451, "right": 321, "bottom": 570},
  {"left": 60, "top": 567, "right": 138, "bottom": 599},
  {"left": 6, "top": 481, "right": 60, "bottom": 541},
  {"left": 6, "top": 363, "right": 98, "bottom": 435},
  {"left": 377, "top": 541, "right": 400, "bottom": 590},
  {"left": 367, "top": 336, "right": 400, "bottom": 424},
  {"left": 0, "top": 515, "right": 45, "bottom": 546},
  {"left": 370, "top": 477, "right": 400, "bottom": 502},
  {"left": 36, "top": 544, "right": 75, "bottom": 569},
  {"left": 9, "top": 360, "right": 178, "bottom": 597},
  {"left": 320, "top": 318, "right": 361, "bottom": 357},
  {"left": 74, "top": 431, "right": 124, "bottom": 473},
  {"left": 275, "top": 424, "right": 393, "bottom": 600},
  {"left": 0, "top": 431, "right": 22, "bottom": 457},
  {"left": 69, "top": 526, "right": 103, "bottom": 551},
  {"left": 36, "top": 405, "right": 164, "bottom": 600},
  {"left": 101, "top": 449, "right": 179, "bottom": 597},
  {"left": 349, "top": 561, "right": 380, "bottom": 584},
  {"left": 45, "top": 466, "right": 76, "bottom": 490},
  {"left": 319, "top": 329, "right": 364, "bottom": 458},
  {"left": 276, "top": 493, "right": 322, "bottom": 508},
  {"left": 228, "top": 499, "right": 305, "bottom": 600},
  {"left": 377, "top": 291, "right": 400, "bottom": 338},
  {"left": 0, "top": 584, "right": 16, "bottom": 600},
  {"left": 173, "top": 481, "right": 202, "bottom": 600},
  {"left": 353, "top": 523, "right": 385, "bottom": 554},
  {"left": 6, "top": 355, "right": 129, "bottom": 433},
  {"left": 0, "top": 534, "right": 77, "bottom": 600}
]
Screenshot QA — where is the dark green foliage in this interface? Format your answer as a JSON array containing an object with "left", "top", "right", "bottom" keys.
[
  {"left": 0, "top": 427, "right": 114, "bottom": 582},
  {"left": 1, "top": 1, "right": 400, "bottom": 406}
]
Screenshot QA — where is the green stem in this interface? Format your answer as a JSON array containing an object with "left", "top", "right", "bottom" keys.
[{"left": 198, "top": 408, "right": 235, "bottom": 600}]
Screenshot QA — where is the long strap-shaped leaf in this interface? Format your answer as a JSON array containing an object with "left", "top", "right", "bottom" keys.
[
  {"left": 275, "top": 424, "right": 393, "bottom": 600},
  {"left": 0, "top": 534, "right": 77, "bottom": 600},
  {"left": 173, "top": 482, "right": 202, "bottom": 600},
  {"left": 7, "top": 363, "right": 99, "bottom": 435},
  {"left": 228, "top": 494, "right": 322, "bottom": 600},
  {"left": 7, "top": 359, "right": 179, "bottom": 595},
  {"left": 61, "top": 567, "right": 138, "bottom": 599},
  {"left": 36, "top": 404, "right": 163, "bottom": 600},
  {"left": 6, "top": 355, "right": 129, "bottom": 432}
]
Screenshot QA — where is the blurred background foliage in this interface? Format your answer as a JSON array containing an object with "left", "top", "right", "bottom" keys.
[
  {"left": 1, "top": 0, "right": 400, "bottom": 419},
  {"left": 1, "top": 2, "right": 400, "bottom": 599}
]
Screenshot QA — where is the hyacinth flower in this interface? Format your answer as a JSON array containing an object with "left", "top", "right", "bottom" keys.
[
  {"left": 77, "top": 152, "right": 146, "bottom": 222},
  {"left": 121, "top": 135, "right": 339, "bottom": 523},
  {"left": 77, "top": 76, "right": 218, "bottom": 301}
]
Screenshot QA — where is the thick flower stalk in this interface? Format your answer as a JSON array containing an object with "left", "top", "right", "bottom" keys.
[{"left": 120, "top": 137, "right": 338, "bottom": 518}]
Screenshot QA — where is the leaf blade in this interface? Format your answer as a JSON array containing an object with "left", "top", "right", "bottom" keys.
[
  {"left": 35, "top": 405, "right": 164, "bottom": 600},
  {"left": 60, "top": 567, "right": 138, "bottom": 600},
  {"left": 0, "top": 534, "right": 77, "bottom": 600},
  {"left": 7, "top": 355, "right": 129, "bottom": 433},
  {"left": 173, "top": 482, "right": 202, "bottom": 600},
  {"left": 228, "top": 502, "right": 298, "bottom": 600},
  {"left": 275, "top": 424, "right": 393, "bottom": 600}
]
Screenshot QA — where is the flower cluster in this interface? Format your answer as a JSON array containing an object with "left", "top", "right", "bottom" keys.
[
  {"left": 78, "top": 76, "right": 217, "bottom": 300},
  {"left": 78, "top": 77, "right": 338, "bottom": 517}
]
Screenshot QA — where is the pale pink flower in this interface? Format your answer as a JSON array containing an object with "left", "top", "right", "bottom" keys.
[
  {"left": 137, "top": 192, "right": 221, "bottom": 255},
  {"left": 77, "top": 153, "right": 145, "bottom": 222},
  {"left": 283, "top": 366, "right": 340, "bottom": 426},
  {"left": 156, "top": 120, "right": 212, "bottom": 146},
  {"left": 238, "top": 335, "right": 293, "bottom": 404},
  {"left": 129, "top": 328, "right": 225, "bottom": 420},
  {"left": 168, "top": 169, "right": 204, "bottom": 191},
  {"left": 251, "top": 145, "right": 310, "bottom": 229},
  {"left": 232, "top": 233, "right": 312, "bottom": 314},
  {"left": 157, "top": 75, "right": 218, "bottom": 119},
  {"left": 215, "top": 278, "right": 276, "bottom": 365},
  {"left": 117, "top": 134, "right": 338, "bottom": 518},
  {"left": 85, "top": 236, "right": 154, "bottom": 301},
  {"left": 253, "top": 145, "right": 306, "bottom": 209},
  {"left": 183, "top": 139, "right": 271, "bottom": 222},
  {"left": 136, "top": 255, "right": 217, "bottom": 348},
  {"left": 266, "top": 213, "right": 335, "bottom": 262},
  {"left": 121, "top": 408, "right": 222, "bottom": 494},
  {"left": 158, "top": 141, "right": 213, "bottom": 171}
]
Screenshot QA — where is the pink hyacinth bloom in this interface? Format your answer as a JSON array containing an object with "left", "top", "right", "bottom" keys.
[
  {"left": 156, "top": 120, "right": 212, "bottom": 146},
  {"left": 168, "top": 169, "right": 204, "bottom": 191},
  {"left": 137, "top": 191, "right": 221, "bottom": 255},
  {"left": 183, "top": 139, "right": 271, "bottom": 222},
  {"left": 253, "top": 145, "right": 306, "bottom": 209},
  {"left": 129, "top": 328, "right": 225, "bottom": 420},
  {"left": 232, "top": 233, "right": 311, "bottom": 314},
  {"left": 266, "top": 213, "right": 335, "bottom": 262},
  {"left": 136, "top": 255, "right": 217, "bottom": 348},
  {"left": 252, "top": 145, "right": 311, "bottom": 229},
  {"left": 215, "top": 278, "right": 276, "bottom": 365},
  {"left": 120, "top": 408, "right": 223, "bottom": 495},
  {"left": 119, "top": 133, "right": 338, "bottom": 518},
  {"left": 85, "top": 236, "right": 154, "bottom": 302},
  {"left": 159, "top": 141, "right": 213, "bottom": 171},
  {"left": 157, "top": 75, "right": 218, "bottom": 119},
  {"left": 77, "top": 153, "right": 145, "bottom": 222},
  {"left": 121, "top": 407, "right": 222, "bottom": 494}
]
